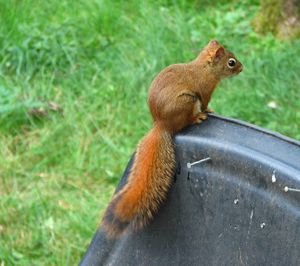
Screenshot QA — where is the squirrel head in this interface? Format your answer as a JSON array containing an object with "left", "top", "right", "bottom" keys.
[{"left": 197, "top": 40, "right": 243, "bottom": 79}]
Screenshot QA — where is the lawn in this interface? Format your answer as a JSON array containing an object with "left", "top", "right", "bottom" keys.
[{"left": 0, "top": 0, "right": 299, "bottom": 265}]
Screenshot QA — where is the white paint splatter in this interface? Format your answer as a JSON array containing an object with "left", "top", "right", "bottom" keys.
[{"left": 272, "top": 170, "right": 276, "bottom": 183}]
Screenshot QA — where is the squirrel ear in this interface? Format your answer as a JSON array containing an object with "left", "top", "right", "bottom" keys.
[
  {"left": 210, "top": 40, "right": 219, "bottom": 46},
  {"left": 215, "top": 47, "right": 225, "bottom": 59}
]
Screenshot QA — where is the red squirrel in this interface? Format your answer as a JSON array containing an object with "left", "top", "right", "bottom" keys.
[{"left": 101, "top": 40, "right": 243, "bottom": 238}]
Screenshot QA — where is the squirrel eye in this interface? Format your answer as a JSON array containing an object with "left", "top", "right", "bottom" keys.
[{"left": 227, "top": 58, "right": 236, "bottom": 68}]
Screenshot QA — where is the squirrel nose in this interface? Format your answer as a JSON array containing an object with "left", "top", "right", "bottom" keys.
[{"left": 239, "top": 65, "right": 243, "bottom": 72}]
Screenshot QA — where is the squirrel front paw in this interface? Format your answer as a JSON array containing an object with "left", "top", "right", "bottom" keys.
[
  {"left": 193, "top": 112, "right": 208, "bottom": 124},
  {"left": 204, "top": 108, "right": 214, "bottom": 113}
]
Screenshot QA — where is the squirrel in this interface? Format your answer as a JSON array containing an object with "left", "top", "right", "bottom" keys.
[{"left": 101, "top": 40, "right": 243, "bottom": 238}]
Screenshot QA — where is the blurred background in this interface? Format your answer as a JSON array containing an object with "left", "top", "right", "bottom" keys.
[{"left": 0, "top": 0, "right": 299, "bottom": 265}]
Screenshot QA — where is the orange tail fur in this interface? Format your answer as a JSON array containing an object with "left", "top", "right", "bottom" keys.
[{"left": 101, "top": 125, "right": 176, "bottom": 238}]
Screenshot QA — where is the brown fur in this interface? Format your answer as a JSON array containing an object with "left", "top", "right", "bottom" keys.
[
  {"left": 101, "top": 126, "right": 175, "bottom": 238},
  {"left": 101, "top": 40, "right": 242, "bottom": 238}
]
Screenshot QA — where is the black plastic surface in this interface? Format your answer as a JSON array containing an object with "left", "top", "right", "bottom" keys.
[{"left": 80, "top": 114, "right": 300, "bottom": 266}]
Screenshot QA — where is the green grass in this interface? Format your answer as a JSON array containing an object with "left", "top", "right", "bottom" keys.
[{"left": 0, "top": 0, "right": 300, "bottom": 265}]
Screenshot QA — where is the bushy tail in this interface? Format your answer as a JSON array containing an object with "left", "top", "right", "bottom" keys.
[{"left": 101, "top": 125, "right": 175, "bottom": 238}]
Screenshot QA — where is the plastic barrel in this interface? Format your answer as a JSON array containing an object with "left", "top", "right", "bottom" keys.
[{"left": 80, "top": 114, "right": 300, "bottom": 266}]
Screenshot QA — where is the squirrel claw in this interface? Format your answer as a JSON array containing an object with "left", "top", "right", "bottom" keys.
[{"left": 193, "top": 112, "right": 208, "bottom": 124}]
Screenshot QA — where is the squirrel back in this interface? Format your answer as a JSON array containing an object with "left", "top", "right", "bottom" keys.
[{"left": 101, "top": 40, "right": 242, "bottom": 238}]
